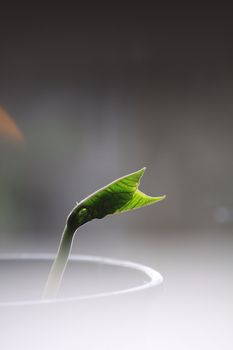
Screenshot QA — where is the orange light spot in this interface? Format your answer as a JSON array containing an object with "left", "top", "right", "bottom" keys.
[{"left": 0, "top": 107, "right": 24, "bottom": 146}]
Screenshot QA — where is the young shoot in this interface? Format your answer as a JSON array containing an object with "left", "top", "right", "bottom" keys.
[{"left": 42, "top": 167, "right": 165, "bottom": 299}]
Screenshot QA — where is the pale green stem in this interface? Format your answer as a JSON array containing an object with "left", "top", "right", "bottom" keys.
[{"left": 42, "top": 225, "right": 75, "bottom": 299}]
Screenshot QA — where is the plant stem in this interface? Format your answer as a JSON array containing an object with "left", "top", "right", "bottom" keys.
[{"left": 42, "top": 224, "right": 75, "bottom": 299}]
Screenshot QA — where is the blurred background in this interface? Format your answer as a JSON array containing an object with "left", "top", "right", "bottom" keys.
[
  {"left": 1, "top": 1, "right": 233, "bottom": 240},
  {"left": 0, "top": 2, "right": 232, "bottom": 349}
]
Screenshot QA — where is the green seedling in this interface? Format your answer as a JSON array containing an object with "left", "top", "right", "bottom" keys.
[{"left": 43, "top": 167, "right": 165, "bottom": 298}]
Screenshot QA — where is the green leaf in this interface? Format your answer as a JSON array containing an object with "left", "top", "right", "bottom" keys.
[{"left": 67, "top": 168, "right": 166, "bottom": 231}]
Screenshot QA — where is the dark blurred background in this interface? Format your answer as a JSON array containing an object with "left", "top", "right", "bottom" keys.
[{"left": 0, "top": 1, "right": 233, "bottom": 246}]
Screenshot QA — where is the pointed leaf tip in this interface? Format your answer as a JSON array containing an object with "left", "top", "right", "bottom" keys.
[{"left": 67, "top": 168, "right": 165, "bottom": 230}]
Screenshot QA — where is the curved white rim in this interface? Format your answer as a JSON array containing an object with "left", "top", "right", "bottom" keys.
[{"left": 0, "top": 253, "right": 163, "bottom": 307}]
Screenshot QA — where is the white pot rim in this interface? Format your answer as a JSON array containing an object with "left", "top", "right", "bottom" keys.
[{"left": 0, "top": 253, "right": 163, "bottom": 307}]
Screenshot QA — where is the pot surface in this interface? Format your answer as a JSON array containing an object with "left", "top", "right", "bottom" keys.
[{"left": 0, "top": 254, "right": 162, "bottom": 305}]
